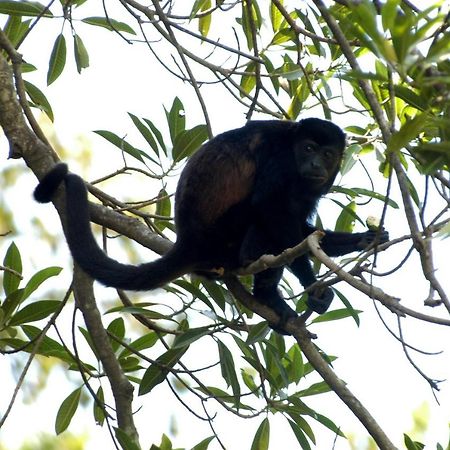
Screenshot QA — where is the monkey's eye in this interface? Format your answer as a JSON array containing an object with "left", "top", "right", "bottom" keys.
[
  {"left": 324, "top": 150, "right": 334, "bottom": 159},
  {"left": 305, "top": 144, "right": 315, "bottom": 153}
]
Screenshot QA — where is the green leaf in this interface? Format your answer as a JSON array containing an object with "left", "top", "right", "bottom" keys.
[
  {"left": 381, "top": 0, "right": 401, "bottom": 32},
  {"left": 261, "top": 53, "right": 279, "bottom": 94},
  {"left": 128, "top": 113, "right": 160, "bottom": 157},
  {"left": 74, "top": 33, "right": 89, "bottom": 74},
  {"left": 2, "top": 289, "right": 24, "bottom": 321},
  {"left": 22, "top": 266, "right": 62, "bottom": 300},
  {"left": 78, "top": 326, "right": 99, "bottom": 359},
  {"left": 94, "top": 130, "right": 144, "bottom": 162},
  {"left": 139, "top": 346, "right": 188, "bottom": 395},
  {"left": 240, "top": 61, "right": 257, "bottom": 96},
  {"left": 241, "top": 368, "right": 258, "bottom": 393},
  {"left": 3, "top": 15, "right": 31, "bottom": 47},
  {"left": 172, "top": 326, "right": 211, "bottom": 349},
  {"left": 218, "top": 340, "right": 240, "bottom": 400},
  {"left": 119, "top": 332, "right": 159, "bottom": 359},
  {"left": 198, "top": 0, "right": 211, "bottom": 37},
  {"left": 393, "top": 85, "right": 428, "bottom": 111},
  {"left": 335, "top": 186, "right": 399, "bottom": 209},
  {"left": 404, "top": 433, "right": 425, "bottom": 450},
  {"left": 333, "top": 289, "right": 360, "bottom": 326},
  {"left": 81, "top": 16, "right": 136, "bottom": 35},
  {"left": 190, "top": 0, "right": 210, "bottom": 18},
  {"left": 21, "top": 324, "right": 72, "bottom": 360},
  {"left": 251, "top": 418, "right": 270, "bottom": 450},
  {"left": 172, "top": 124, "right": 208, "bottom": 161},
  {"left": 286, "top": 343, "right": 304, "bottom": 384},
  {"left": 0, "top": 0, "right": 53, "bottom": 17},
  {"left": 201, "top": 280, "right": 227, "bottom": 311},
  {"left": 334, "top": 200, "right": 356, "bottom": 232},
  {"left": 246, "top": 321, "right": 270, "bottom": 345},
  {"left": 155, "top": 189, "right": 171, "bottom": 231},
  {"left": 107, "top": 317, "right": 125, "bottom": 352},
  {"left": 9, "top": 300, "right": 60, "bottom": 326},
  {"left": 55, "top": 387, "right": 82, "bottom": 435},
  {"left": 388, "top": 113, "right": 429, "bottom": 153},
  {"left": 288, "top": 419, "right": 311, "bottom": 450},
  {"left": 47, "top": 34, "right": 66, "bottom": 85},
  {"left": 3, "top": 242, "right": 22, "bottom": 295},
  {"left": 191, "top": 436, "right": 214, "bottom": 450},
  {"left": 298, "top": 381, "right": 332, "bottom": 397},
  {"left": 269, "top": 0, "right": 284, "bottom": 32},
  {"left": 93, "top": 386, "right": 105, "bottom": 426},
  {"left": 24, "top": 80, "right": 54, "bottom": 121},
  {"left": 143, "top": 119, "right": 167, "bottom": 155},
  {"left": 311, "top": 308, "right": 362, "bottom": 324},
  {"left": 166, "top": 97, "right": 185, "bottom": 145},
  {"left": 313, "top": 412, "right": 345, "bottom": 436}
]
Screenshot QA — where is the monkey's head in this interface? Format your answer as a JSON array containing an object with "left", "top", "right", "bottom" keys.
[{"left": 294, "top": 118, "right": 346, "bottom": 191}]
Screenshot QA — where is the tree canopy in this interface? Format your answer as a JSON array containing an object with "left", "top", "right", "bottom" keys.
[{"left": 0, "top": 1, "right": 449, "bottom": 449}]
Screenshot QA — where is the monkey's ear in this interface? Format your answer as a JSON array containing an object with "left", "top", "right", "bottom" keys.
[{"left": 34, "top": 163, "right": 69, "bottom": 203}]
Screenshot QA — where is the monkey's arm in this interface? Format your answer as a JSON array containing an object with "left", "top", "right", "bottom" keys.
[{"left": 304, "top": 224, "right": 389, "bottom": 257}]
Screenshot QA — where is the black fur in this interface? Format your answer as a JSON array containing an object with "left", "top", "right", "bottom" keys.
[{"left": 34, "top": 118, "right": 388, "bottom": 330}]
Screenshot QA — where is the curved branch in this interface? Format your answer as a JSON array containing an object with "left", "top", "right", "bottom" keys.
[
  {"left": 307, "top": 233, "right": 450, "bottom": 326},
  {"left": 224, "top": 276, "right": 398, "bottom": 450}
]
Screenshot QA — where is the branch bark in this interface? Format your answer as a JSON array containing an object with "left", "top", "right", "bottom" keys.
[
  {"left": 224, "top": 276, "right": 398, "bottom": 450},
  {"left": 0, "top": 50, "right": 141, "bottom": 446}
]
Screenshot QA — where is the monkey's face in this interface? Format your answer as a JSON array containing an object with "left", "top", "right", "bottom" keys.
[{"left": 294, "top": 139, "right": 342, "bottom": 188}]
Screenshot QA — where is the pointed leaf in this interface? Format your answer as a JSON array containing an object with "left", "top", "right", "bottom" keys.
[
  {"left": 251, "top": 418, "right": 270, "bottom": 450},
  {"left": 47, "top": 33, "right": 66, "bottom": 85},
  {"left": 24, "top": 80, "right": 54, "bottom": 121},
  {"left": 119, "top": 332, "right": 159, "bottom": 358},
  {"left": 191, "top": 436, "right": 214, "bottom": 450},
  {"left": 55, "top": 387, "right": 82, "bottom": 434},
  {"left": 94, "top": 130, "right": 144, "bottom": 162},
  {"left": 81, "top": 16, "right": 136, "bottom": 35},
  {"left": 218, "top": 340, "right": 240, "bottom": 400},
  {"left": 0, "top": 0, "right": 53, "bottom": 17},
  {"left": 388, "top": 113, "right": 429, "bottom": 153},
  {"left": 3, "top": 242, "right": 22, "bottom": 295},
  {"left": 22, "top": 266, "right": 62, "bottom": 300},
  {"left": 107, "top": 317, "right": 125, "bottom": 352},
  {"left": 139, "top": 346, "right": 188, "bottom": 395},
  {"left": 93, "top": 386, "right": 105, "bottom": 426},
  {"left": 9, "top": 300, "right": 60, "bottom": 326},
  {"left": 128, "top": 113, "right": 160, "bottom": 156},
  {"left": 74, "top": 33, "right": 89, "bottom": 73},
  {"left": 198, "top": 0, "right": 212, "bottom": 37},
  {"left": 172, "top": 124, "right": 208, "bottom": 161},
  {"left": 172, "top": 326, "right": 210, "bottom": 349},
  {"left": 143, "top": 118, "right": 167, "bottom": 155},
  {"left": 166, "top": 97, "right": 185, "bottom": 144}
]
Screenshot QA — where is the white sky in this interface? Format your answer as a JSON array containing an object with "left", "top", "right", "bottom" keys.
[{"left": 1, "top": 2, "right": 450, "bottom": 450}]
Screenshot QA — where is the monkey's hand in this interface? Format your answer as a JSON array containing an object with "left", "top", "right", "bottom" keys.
[
  {"left": 306, "top": 286, "right": 334, "bottom": 314},
  {"left": 356, "top": 228, "right": 389, "bottom": 250}
]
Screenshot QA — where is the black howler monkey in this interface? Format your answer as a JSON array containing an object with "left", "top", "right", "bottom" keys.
[{"left": 34, "top": 118, "right": 388, "bottom": 330}]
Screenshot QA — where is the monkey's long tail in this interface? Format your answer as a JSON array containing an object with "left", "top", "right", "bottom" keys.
[{"left": 34, "top": 163, "right": 191, "bottom": 291}]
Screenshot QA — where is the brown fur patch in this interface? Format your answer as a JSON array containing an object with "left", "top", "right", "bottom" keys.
[{"left": 198, "top": 155, "right": 255, "bottom": 224}]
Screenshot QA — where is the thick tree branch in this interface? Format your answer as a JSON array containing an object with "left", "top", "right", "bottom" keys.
[
  {"left": 73, "top": 267, "right": 140, "bottom": 446},
  {"left": 0, "top": 50, "right": 140, "bottom": 445}
]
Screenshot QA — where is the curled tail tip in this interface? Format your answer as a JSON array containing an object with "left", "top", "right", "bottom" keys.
[{"left": 34, "top": 163, "right": 69, "bottom": 203}]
